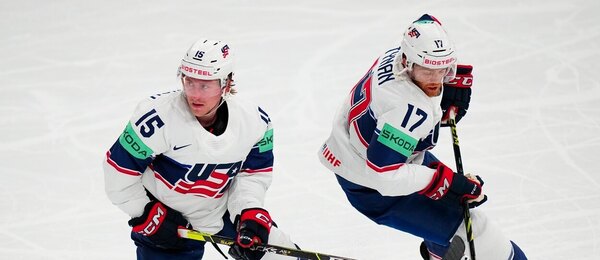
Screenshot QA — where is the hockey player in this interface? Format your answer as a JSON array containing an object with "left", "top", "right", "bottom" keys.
[
  {"left": 103, "top": 39, "right": 298, "bottom": 260},
  {"left": 318, "top": 14, "right": 527, "bottom": 259}
]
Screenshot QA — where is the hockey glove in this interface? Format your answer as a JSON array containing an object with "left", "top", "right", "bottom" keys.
[
  {"left": 441, "top": 64, "right": 473, "bottom": 126},
  {"left": 128, "top": 201, "right": 190, "bottom": 250},
  {"left": 229, "top": 208, "right": 273, "bottom": 260},
  {"left": 419, "top": 162, "right": 487, "bottom": 208},
  {"left": 464, "top": 173, "right": 488, "bottom": 208}
]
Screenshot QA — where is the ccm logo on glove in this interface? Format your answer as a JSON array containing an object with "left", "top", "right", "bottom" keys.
[
  {"left": 229, "top": 208, "right": 273, "bottom": 259},
  {"left": 128, "top": 200, "right": 191, "bottom": 249},
  {"left": 428, "top": 177, "right": 451, "bottom": 200},
  {"left": 447, "top": 76, "right": 472, "bottom": 88},
  {"left": 255, "top": 212, "right": 271, "bottom": 227},
  {"left": 441, "top": 64, "right": 473, "bottom": 125},
  {"left": 132, "top": 202, "right": 166, "bottom": 236},
  {"left": 419, "top": 162, "right": 486, "bottom": 208}
]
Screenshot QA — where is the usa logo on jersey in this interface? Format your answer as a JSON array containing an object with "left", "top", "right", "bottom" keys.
[{"left": 155, "top": 161, "right": 242, "bottom": 198}]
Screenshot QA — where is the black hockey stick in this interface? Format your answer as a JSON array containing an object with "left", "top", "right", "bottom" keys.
[
  {"left": 448, "top": 111, "right": 476, "bottom": 260},
  {"left": 178, "top": 228, "right": 357, "bottom": 260}
]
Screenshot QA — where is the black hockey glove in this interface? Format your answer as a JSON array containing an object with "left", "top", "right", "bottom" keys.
[
  {"left": 128, "top": 201, "right": 191, "bottom": 250},
  {"left": 419, "top": 162, "right": 487, "bottom": 208},
  {"left": 441, "top": 64, "right": 473, "bottom": 126},
  {"left": 229, "top": 208, "right": 273, "bottom": 260}
]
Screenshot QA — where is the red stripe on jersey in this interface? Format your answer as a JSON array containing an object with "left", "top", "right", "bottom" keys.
[
  {"left": 347, "top": 59, "right": 379, "bottom": 148},
  {"left": 153, "top": 169, "right": 228, "bottom": 199},
  {"left": 173, "top": 184, "right": 225, "bottom": 198},
  {"left": 106, "top": 151, "right": 142, "bottom": 176},
  {"left": 352, "top": 121, "right": 370, "bottom": 147},
  {"left": 429, "top": 250, "right": 443, "bottom": 260},
  {"left": 366, "top": 159, "right": 403, "bottom": 173},
  {"left": 182, "top": 172, "right": 230, "bottom": 190},
  {"left": 241, "top": 167, "right": 273, "bottom": 174},
  {"left": 347, "top": 75, "right": 373, "bottom": 126},
  {"left": 153, "top": 171, "right": 174, "bottom": 189}
]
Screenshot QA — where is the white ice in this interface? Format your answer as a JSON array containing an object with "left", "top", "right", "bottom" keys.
[{"left": 1, "top": 0, "right": 599, "bottom": 259}]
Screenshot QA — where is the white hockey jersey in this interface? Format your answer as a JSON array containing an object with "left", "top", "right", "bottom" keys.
[
  {"left": 103, "top": 90, "right": 274, "bottom": 234},
  {"left": 318, "top": 47, "right": 444, "bottom": 196}
]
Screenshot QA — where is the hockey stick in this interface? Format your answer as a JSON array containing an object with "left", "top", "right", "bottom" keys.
[
  {"left": 447, "top": 109, "right": 476, "bottom": 260},
  {"left": 177, "top": 228, "right": 357, "bottom": 260}
]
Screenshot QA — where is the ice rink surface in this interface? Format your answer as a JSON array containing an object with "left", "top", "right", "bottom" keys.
[{"left": 1, "top": 0, "right": 599, "bottom": 259}]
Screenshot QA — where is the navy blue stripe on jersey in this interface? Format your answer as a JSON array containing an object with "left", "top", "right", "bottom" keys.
[
  {"left": 258, "top": 107, "right": 271, "bottom": 124},
  {"left": 366, "top": 129, "right": 408, "bottom": 173},
  {"left": 351, "top": 108, "right": 377, "bottom": 148},
  {"left": 151, "top": 154, "right": 191, "bottom": 184},
  {"left": 348, "top": 70, "right": 375, "bottom": 147},
  {"left": 415, "top": 124, "right": 439, "bottom": 152},
  {"left": 348, "top": 72, "right": 372, "bottom": 122},
  {"left": 241, "top": 143, "right": 274, "bottom": 174},
  {"left": 106, "top": 141, "right": 153, "bottom": 176}
]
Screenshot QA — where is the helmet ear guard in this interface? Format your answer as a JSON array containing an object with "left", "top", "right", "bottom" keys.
[{"left": 396, "top": 14, "right": 458, "bottom": 83}]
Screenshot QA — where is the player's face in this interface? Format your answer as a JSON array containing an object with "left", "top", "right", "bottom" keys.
[
  {"left": 182, "top": 76, "right": 223, "bottom": 117},
  {"left": 410, "top": 64, "right": 449, "bottom": 97}
]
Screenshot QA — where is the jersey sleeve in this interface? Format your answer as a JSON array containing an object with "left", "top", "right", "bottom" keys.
[
  {"left": 102, "top": 100, "right": 169, "bottom": 217},
  {"left": 361, "top": 102, "right": 438, "bottom": 196},
  {"left": 227, "top": 107, "right": 274, "bottom": 218}
]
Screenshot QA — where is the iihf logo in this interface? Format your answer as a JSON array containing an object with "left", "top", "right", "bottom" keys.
[
  {"left": 221, "top": 45, "right": 230, "bottom": 58},
  {"left": 408, "top": 28, "right": 420, "bottom": 38}
]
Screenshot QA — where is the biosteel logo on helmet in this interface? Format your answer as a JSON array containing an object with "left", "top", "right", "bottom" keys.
[
  {"left": 180, "top": 64, "right": 213, "bottom": 77},
  {"left": 423, "top": 57, "right": 456, "bottom": 67}
]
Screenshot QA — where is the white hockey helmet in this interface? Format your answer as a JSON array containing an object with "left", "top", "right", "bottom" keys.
[
  {"left": 178, "top": 39, "right": 234, "bottom": 88},
  {"left": 399, "top": 14, "right": 457, "bottom": 81}
]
